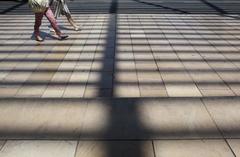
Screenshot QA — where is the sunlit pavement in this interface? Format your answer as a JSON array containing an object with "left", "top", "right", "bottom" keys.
[{"left": 0, "top": 0, "right": 240, "bottom": 156}]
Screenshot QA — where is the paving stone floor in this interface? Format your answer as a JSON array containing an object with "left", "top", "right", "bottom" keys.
[
  {"left": 0, "top": 14, "right": 240, "bottom": 98},
  {"left": 0, "top": 97, "right": 239, "bottom": 157},
  {"left": 1, "top": 2, "right": 240, "bottom": 155}
]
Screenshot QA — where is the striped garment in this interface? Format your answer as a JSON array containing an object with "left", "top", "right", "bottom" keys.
[{"left": 50, "top": 0, "right": 71, "bottom": 18}]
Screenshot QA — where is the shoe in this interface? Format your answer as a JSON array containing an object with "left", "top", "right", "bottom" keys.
[
  {"left": 50, "top": 27, "right": 55, "bottom": 33},
  {"left": 58, "top": 34, "right": 68, "bottom": 40},
  {"left": 35, "top": 35, "right": 44, "bottom": 42},
  {"left": 74, "top": 26, "right": 80, "bottom": 31},
  {"left": 48, "top": 25, "right": 55, "bottom": 33}
]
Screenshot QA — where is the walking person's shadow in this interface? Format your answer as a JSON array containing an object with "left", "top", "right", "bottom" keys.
[{"left": 31, "top": 31, "right": 59, "bottom": 41}]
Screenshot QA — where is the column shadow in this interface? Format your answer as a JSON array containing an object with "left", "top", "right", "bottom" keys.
[{"left": 95, "top": 0, "right": 148, "bottom": 156}]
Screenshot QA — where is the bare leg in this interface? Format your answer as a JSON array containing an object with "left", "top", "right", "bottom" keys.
[{"left": 66, "top": 14, "right": 79, "bottom": 30}]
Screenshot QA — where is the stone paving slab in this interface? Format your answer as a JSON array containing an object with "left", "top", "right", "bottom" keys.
[
  {"left": 203, "top": 97, "right": 240, "bottom": 138},
  {"left": 0, "top": 140, "right": 77, "bottom": 157},
  {"left": 0, "top": 99, "right": 88, "bottom": 139},
  {"left": 154, "top": 140, "right": 235, "bottom": 157},
  {"left": 131, "top": 98, "right": 221, "bottom": 139},
  {"left": 227, "top": 139, "right": 240, "bottom": 157}
]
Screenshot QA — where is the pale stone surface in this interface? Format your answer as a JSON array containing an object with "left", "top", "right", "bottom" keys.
[
  {"left": 227, "top": 139, "right": 240, "bottom": 156},
  {"left": 16, "top": 86, "right": 47, "bottom": 97},
  {"left": 75, "top": 141, "right": 154, "bottom": 157},
  {"left": 0, "top": 140, "right": 77, "bottom": 157},
  {"left": 25, "top": 72, "right": 55, "bottom": 82},
  {"left": 63, "top": 85, "right": 86, "bottom": 98},
  {"left": 0, "top": 86, "right": 19, "bottom": 97},
  {"left": 164, "top": 84, "right": 202, "bottom": 97},
  {"left": 42, "top": 85, "right": 66, "bottom": 98},
  {"left": 137, "top": 98, "right": 221, "bottom": 139},
  {"left": 200, "top": 89, "right": 235, "bottom": 97},
  {"left": 135, "top": 62, "right": 158, "bottom": 71},
  {"left": 0, "top": 99, "right": 87, "bottom": 138},
  {"left": 190, "top": 72, "right": 230, "bottom": 90},
  {"left": 203, "top": 97, "right": 240, "bottom": 138},
  {"left": 139, "top": 89, "right": 168, "bottom": 97},
  {"left": 154, "top": 140, "right": 234, "bottom": 157},
  {"left": 0, "top": 141, "right": 5, "bottom": 151},
  {"left": 114, "top": 85, "right": 140, "bottom": 97},
  {"left": 115, "top": 72, "right": 138, "bottom": 83},
  {"left": 4, "top": 72, "right": 32, "bottom": 82},
  {"left": 160, "top": 72, "right": 202, "bottom": 97}
]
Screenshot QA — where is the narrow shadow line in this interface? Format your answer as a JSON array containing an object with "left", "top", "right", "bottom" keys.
[
  {"left": 0, "top": 0, "right": 27, "bottom": 14},
  {"left": 132, "top": 0, "right": 188, "bottom": 14},
  {"left": 200, "top": 0, "right": 227, "bottom": 14},
  {"left": 223, "top": 14, "right": 240, "bottom": 20}
]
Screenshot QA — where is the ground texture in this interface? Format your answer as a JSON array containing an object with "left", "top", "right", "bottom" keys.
[{"left": 0, "top": 0, "right": 240, "bottom": 156}]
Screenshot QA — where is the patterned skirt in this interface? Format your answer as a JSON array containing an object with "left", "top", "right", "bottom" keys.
[
  {"left": 29, "top": 0, "right": 49, "bottom": 13},
  {"left": 50, "top": 0, "right": 71, "bottom": 18}
]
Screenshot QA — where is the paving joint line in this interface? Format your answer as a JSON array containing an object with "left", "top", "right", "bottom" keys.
[{"left": 200, "top": 98, "right": 237, "bottom": 157}]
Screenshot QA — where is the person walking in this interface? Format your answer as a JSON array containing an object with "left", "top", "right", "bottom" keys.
[
  {"left": 28, "top": 0, "right": 68, "bottom": 41},
  {"left": 50, "top": 0, "right": 80, "bottom": 31}
]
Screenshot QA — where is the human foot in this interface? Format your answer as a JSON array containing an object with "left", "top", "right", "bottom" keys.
[
  {"left": 56, "top": 31, "right": 69, "bottom": 40},
  {"left": 35, "top": 35, "right": 43, "bottom": 42},
  {"left": 58, "top": 34, "right": 69, "bottom": 40},
  {"left": 74, "top": 26, "right": 80, "bottom": 31}
]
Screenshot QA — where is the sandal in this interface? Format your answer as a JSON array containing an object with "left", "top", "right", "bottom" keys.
[
  {"left": 35, "top": 35, "right": 44, "bottom": 42},
  {"left": 74, "top": 26, "right": 80, "bottom": 31},
  {"left": 58, "top": 34, "right": 69, "bottom": 40}
]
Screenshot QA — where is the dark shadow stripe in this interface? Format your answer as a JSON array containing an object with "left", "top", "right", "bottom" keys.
[{"left": 0, "top": 0, "right": 27, "bottom": 14}]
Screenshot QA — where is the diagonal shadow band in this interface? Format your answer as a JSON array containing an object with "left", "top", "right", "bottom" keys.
[
  {"left": 0, "top": 0, "right": 27, "bottom": 14},
  {"left": 199, "top": 0, "right": 227, "bottom": 14},
  {"left": 132, "top": 0, "right": 188, "bottom": 14},
  {"left": 0, "top": 0, "right": 240, "bottom": 14}
]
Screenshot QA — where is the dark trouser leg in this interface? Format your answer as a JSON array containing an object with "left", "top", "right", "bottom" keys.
[{"left": 34, "top": 12, "right": 44, "bottom": 36}]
